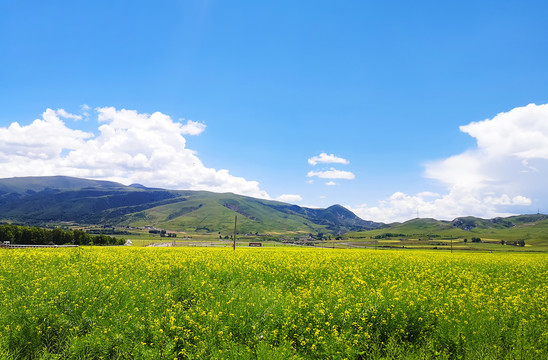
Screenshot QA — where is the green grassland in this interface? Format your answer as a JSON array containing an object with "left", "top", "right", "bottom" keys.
[
  {"left": 346, "top": 216, "right": 548, "bottom": 252},
  {"left": 56, "top": 211, "right": 547, "bottom": 254},
  {"left": 101, "top": 227, "right": 299, "bottom": 248},
  {"left": 121, "top": 192, "right": 327, "bottom": 234},
  {"left": 91, "top": 214, "right": 548, "bottom": 252}
]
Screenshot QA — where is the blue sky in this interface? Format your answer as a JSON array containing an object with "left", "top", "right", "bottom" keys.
[{"left": 1, "top": 1, "right": 548, "bottom": 222}]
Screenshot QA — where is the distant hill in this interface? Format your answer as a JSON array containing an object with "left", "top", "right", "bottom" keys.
[
  {"left": 0, "top": 176, "right": 382, "bottom": 234},
  {"left": 359, "top": 214, "right": 548, "bottom": 234},
  {"left": 0, "top": 176, "right": 124, "bottom": 194},
  {"left": 347, "top": 215, "right": 548, "bottom": 248},
  {"left": 3, "top": 176, "right": 545, "bottom": 240}
]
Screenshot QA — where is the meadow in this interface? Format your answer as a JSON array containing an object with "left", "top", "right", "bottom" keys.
[
  {"left": 346, "top": 216, "right": 548, "bottom": 252},
  {"left": 0, "top": 247, "right": 546, "bottom": 359}
]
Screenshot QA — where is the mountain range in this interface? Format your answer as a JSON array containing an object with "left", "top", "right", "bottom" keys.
[
  {"left": 347, "top": 215, "right": 548, "bottom": 249},
  {"left": 0, "top": 176, "right": 380, "bottom": 234},
  {"left": 1, "top": 176, "right": 546, "bottom": 238}
]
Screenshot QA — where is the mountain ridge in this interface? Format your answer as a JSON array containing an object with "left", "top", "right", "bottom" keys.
[
  {"left": 0, "top": 176, "right": 382, "bottom": 234},
  {"left": 1, "top": 176, "right": 544, "bottom": 236},
  {"left": 347, "top": 214, "right": 548, "bottom": 249}
]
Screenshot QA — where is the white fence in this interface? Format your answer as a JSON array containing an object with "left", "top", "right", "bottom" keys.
[{"left": 1, "top": 242, "right": 78, "bottom": 249}]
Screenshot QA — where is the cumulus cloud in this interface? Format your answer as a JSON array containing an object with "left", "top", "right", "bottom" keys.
[
  {"left": 425, "top": 103, "right": 548, "bottom": 198},
  {"left": 326, "top": 181, "right": 337, "bottom": 186},
  {"left": 180, "top": 119, "right": 206, "bottom": 135},
  {"left": 349, "top": 191, "right": 531, "bottom": 224},
  {"left": 0, "top": 108, "right": 92, "bottom": 161},
  {"left": 0, "top": 107, "right": 270, "bottom": 198},
  {"left": 459, "top": 103, "right": 548, "bottom": 159},
  {"left": 308, "top": 152, "right": 349, "bottom": 166},
  {"left": 307, "top": 168, "right": 355, "bottom": 180},
  {"left": 56, "top": 109, "right": 83, "bottom": 121},
  {"left": 276, "top": 194, "right": 303, "bottom": 203},
  {"left": 351, "top": 103, "right": 547, "bottom": 222}
]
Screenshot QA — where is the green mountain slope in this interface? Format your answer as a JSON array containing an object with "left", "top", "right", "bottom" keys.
[
  {"left": 348, "top": 215, "right": 548, "bottom": 249},
  {"left": 0, "top": 176, "right": 381, "bottom": 234},
  {"left": 123, "top": 192, "right": 324, "bottom": 233},
  {"left": 0, "top": 176, "right": 124, "bottom": 193}
]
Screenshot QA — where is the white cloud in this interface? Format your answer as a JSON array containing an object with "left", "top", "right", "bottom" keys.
[
  {"left": 425, "top": 103, "right": 548, "bottom": 198},
  {"left": 349, "top": 190, "right": 531, "bottom": 223},
  {"left": 180, "top": 119, "right": 206, "bottom": 135},
  {"left": 307, "top": 168, "right": 355, "bottom": 180},
  {"left": 351, "top": 103, "right": 548, "bottom": 222},
  {"left": 308, "top": 152, "right": 349, "bottom": 166},
  {"left": 326, "top": 181, "right": 337, "bottom": 186},
  {"left": 276, "top": 194, "right": 303, "bottom": 203},
  {"left": 459, "top": 103, "right": 548, "bottom": 159},
  {"left": 81, "top": 104, "right": 91, "bottom": 118},
  {"left": 56, "top": 109, "right": 83, "bottom": 121},
  {"left": 417, "top": 191, "right": 440, "bottom": 198},
  {"left": 0, "top": 107, "right": 269, "bottom": 199},
  {"left": 0, "top": 108, "right": 92, "bottom": 161}
]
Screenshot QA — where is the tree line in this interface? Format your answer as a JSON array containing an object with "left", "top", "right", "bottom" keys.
[{"left": 0, "top": 225, "right": 125, "bottom": 246}]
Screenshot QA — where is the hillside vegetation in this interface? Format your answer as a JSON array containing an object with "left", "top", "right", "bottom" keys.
[
  {"left": 0, "top": 176, "right": 380, "bottom": 234},
  {"left": 0, "top": 224, "right": 124, "bottom": 246},
  {"left": 2, "top": 176, "right": 547, "bottom": 249},
  {"left": 347, "top": 215, "right": 548, "bottom": 251}
]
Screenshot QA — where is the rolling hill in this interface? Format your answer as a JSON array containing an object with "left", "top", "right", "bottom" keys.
[
  {"left": 347, "top": 215, "right": 548, "bottom": 249},
  {"left": 2, "top": 176, "right": 546, "bottom": 244},
  {"left": 0, "top": 176, "right": 381, "bottom": 234}
]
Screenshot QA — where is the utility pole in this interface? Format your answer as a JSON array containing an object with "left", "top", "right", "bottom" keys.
[{"left": 233, "top": 215, "right": 237, "bottom": 251}]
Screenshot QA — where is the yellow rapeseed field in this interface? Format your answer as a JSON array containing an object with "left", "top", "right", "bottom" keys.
[{"left": 0, "top": 247, "right": 546, "bottom": 359}]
